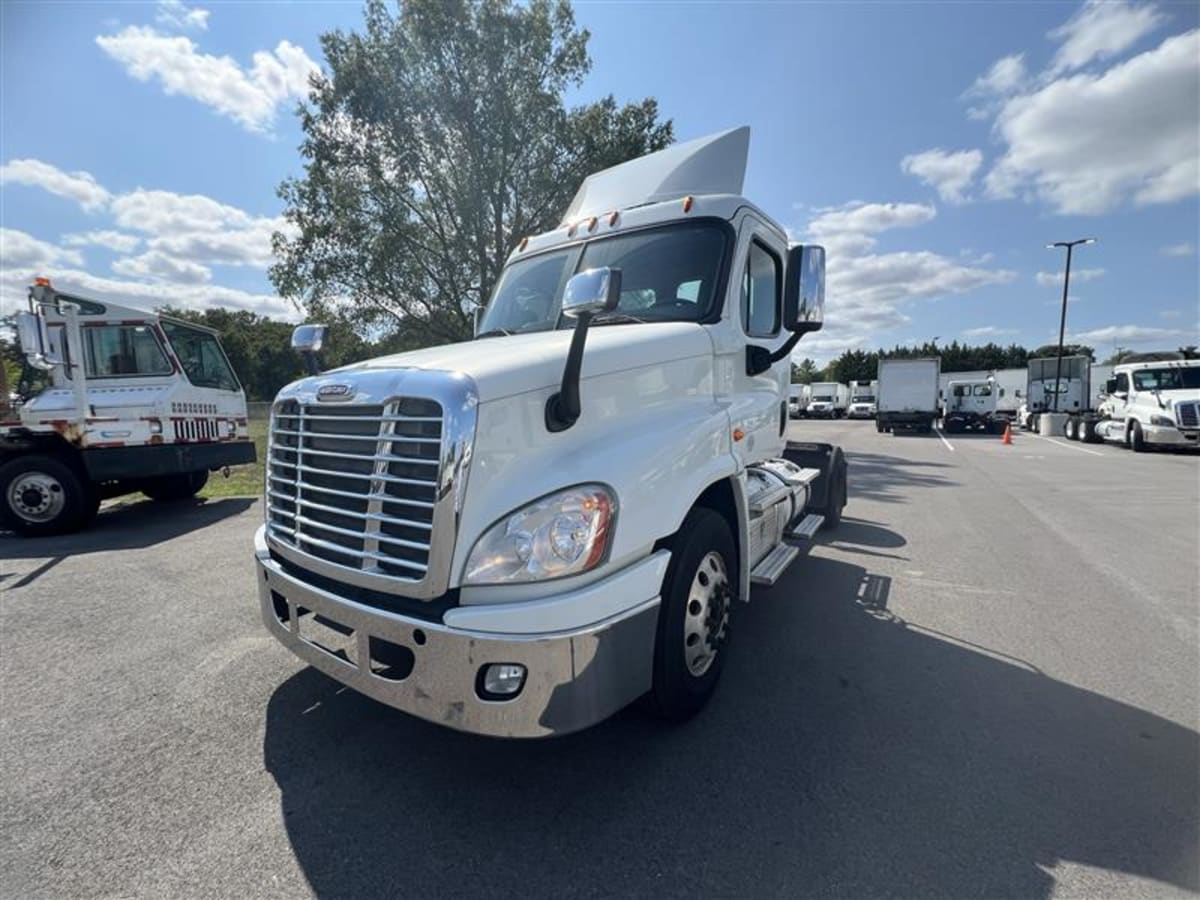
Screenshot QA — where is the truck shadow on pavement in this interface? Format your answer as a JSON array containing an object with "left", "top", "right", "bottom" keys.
[
  {"left": 846, "top": 451, "right": 957, "bottom": 504},
  {"left": 262, "top": 547, "right": 1199, "bottom": 899},
  {"left": 0, "top": 497, "right": 255, "bottom": 565}
]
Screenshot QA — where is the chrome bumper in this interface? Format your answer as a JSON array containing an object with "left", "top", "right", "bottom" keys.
[
  {"left": 256, "top": 535, "right": 662, "bottom": 738},
  {"left": 1144, "top": 425, "right": 1200, "bottom": 446}
]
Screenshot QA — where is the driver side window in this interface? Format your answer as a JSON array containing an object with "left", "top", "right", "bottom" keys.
[
  {"left": 1115, "top": 373, "right": 1130, "bottom": 393},
  {"left": 741, "top": 240, "right": 781, "bottom": 338}
]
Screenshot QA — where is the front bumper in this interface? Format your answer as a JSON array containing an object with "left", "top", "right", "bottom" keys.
[
  {"left": 1144, "top": 424, "right": 1200, "bottom": 447},
  {"left": 847, "top": 406, "right": 876, "bottom": 419},
  {"left": 256, "top": 528, "right": 663, "bottom": 738}
]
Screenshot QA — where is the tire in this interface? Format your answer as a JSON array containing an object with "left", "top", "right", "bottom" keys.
[
  {"left": 1129, "top": 420, "right": 1147, "bottom": 453},
  {"left": 875, "top": 420, "right": 883, "bottom": 433},
  {"left": 1065, "top": 418, "right": 1078, "bottom": 441},
  {"left": 1079, "top": 419, "right": 1095, "bottom": 443},
  {"left": 651, "top": 508, "right": 737, "bottom": 721},
  {"left": 0, "top": 454, "right": 93, "bottom": 537},
  {"left": 142, "top": 470, "right": 209, "bottom": 502},
  {"left": 820, "top": 456, "right": 847, "bottom": 530}
]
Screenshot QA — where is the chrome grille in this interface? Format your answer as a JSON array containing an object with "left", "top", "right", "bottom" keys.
[
  {"left": 267, "top": 399, "right": 444, "bottom": 581},
  {"left": 1177, "top": 401, "right": 1199, "bottom": 429}
]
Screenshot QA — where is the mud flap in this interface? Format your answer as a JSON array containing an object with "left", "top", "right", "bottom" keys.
[{"left": 782, "top": 441, "right": 847, "bottom": 520}]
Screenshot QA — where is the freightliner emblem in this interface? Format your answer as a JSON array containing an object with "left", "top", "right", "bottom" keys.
[{"left": 316, "top": 383, "right": 354, "bottom": 401}]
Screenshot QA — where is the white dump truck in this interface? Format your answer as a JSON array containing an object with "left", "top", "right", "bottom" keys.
[
  {"left": 876, "top": 358, "right": 940, "bottom": 433},
  {"left": 1, "top": 280, "right": 255, "bottom": 535},
  {"left": 1069, "top": 354, "right": 1199, "bottom": 450},
  {"left": 940, "top": 377, "right": 1010, "bottom": 434},
  {"left": 806, "top": 382, "right": 849, "bottom": 418},
  {"left": 255, "top": 128, "right": 848, "bottom": 737},
  {"left": 847, "top": 379, "right": 877, "bottom": 419}
]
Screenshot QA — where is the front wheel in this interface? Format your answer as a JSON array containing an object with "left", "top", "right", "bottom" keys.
[
  {"left": 1129, "top": 420, "right": 1148, "bottom": 453},
  {"left": 651, "top": 509, "right": 736, "bottom": 721},
  {"left": 0, "top": 454, "right": 95, "bottom": 537},
  {"left": 142, "top": 470, "right": 209, "bottom": 502}
]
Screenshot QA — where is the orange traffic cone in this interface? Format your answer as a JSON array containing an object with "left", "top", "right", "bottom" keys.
[{"left": 1001, "top": 423, "right": 1013, "bottom": 445}]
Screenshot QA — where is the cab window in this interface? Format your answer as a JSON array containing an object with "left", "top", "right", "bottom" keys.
[
  {"left": 160, "top": 321, "right": 240, "bottom": 391},
  {"left": 974, "top": 384, "right": 992, "bottom": 396},
  {"left": 1115, "top": 373, "right": 1130, "bottom": 393},
  {"left": 741, "top": 240, "right": 780, "bottom": 338},
  {"left": 82, "top": 325, "right": 172, "bottom": 377}
]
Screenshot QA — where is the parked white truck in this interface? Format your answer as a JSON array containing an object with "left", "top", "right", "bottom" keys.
[
  {"left": 1, "top": 280, "right": 255, "bottom": 535},
  {"left": 876, "top": 358, "right": 940, "bottom": 433},
  {"left": 940, "top": 377, "right": 1010, "bottom": 434},
  {"left": 806, "top": 382, "right": 849, "bottom": 418},
  {"left": 255, "top": 128, "right": 848, "bottom": 738},
  {"left": 788, "top": 383, "right": 809, "bottom": 418},
  {"left": 847, "top": 379, "right": 877, "bottom": 419},
  {"left": 1070, "top": 354, "right": 1199, "bottom": 450},
  {"left": 1021, "top": 355, "right": 1090, "bottom": 432}
]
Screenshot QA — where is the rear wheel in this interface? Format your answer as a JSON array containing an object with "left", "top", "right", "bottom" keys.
[
  {"left": 0, "top": 454, "right": 95, "bottom": 537},
  {"left": 1079, "top": 419, "right": 1095, "bottom": 443},
  {"left": 142, "top": 470, "right": 209, "bottom": 502},
  {"left": 651, "top": 508, "right": 736, "bottom": 721},
  {"left": 1065, "top": 418, "right": 1078, "bottom": 441}
]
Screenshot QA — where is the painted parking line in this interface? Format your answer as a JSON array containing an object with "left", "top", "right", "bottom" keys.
[
  {"left": 1027, "top": 432, "right": 1106, "bottom": 456},
  {"left": 933, "top": 426, "right": 955, "bottom": 452}
]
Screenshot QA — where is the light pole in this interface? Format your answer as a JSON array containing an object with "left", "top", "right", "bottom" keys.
[{"left": 1046, "top": 238, "right": 1095, "bottom": 411}]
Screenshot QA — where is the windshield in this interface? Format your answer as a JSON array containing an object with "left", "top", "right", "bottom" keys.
[
  {"left": 161, "top": 321, "right": 240, "bottom": 391},
  {"left": 1132, "top": 367, "right": 1200, "bottom": 391},
  {"left": 813, "top": 395, "right": 832, "bottom": 402},
  {"left": 479, "top": 222, "right": 727, "bottom": 334}
]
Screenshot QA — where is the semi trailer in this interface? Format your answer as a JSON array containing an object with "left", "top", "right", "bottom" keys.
[
  {"left": 1, "top": 280, "right": 255, "bottom": 535},
  {"left": 876, "top": 358, "right": 940, "bottom": 433},
  {"left": 806, "top": 382, "right": 849, "bottom": 418},
  {"left": 254, "top": 127, "right": 849, "bottom": 738}
]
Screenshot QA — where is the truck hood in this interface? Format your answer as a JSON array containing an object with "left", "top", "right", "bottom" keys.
[{"left": 333, "top": 322, "right": 713, "bottom": 403}]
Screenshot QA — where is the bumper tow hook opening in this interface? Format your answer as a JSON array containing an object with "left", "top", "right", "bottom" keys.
[{"left": 369, "top": 637, "right": 415, "bottom": 682}]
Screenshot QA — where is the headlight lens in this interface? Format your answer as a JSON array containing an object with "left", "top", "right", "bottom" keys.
[
  {"left": 1149, "top": 414, "right": 1176, "bottom": 427},
  {"left": 463, "top": 484, "right": 615, "bottom": 585}
]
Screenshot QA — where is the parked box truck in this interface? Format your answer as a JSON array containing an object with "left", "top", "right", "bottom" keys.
[
  {"left": 806, "top": 382, "right": 849, "bottom": 418},
  {"left": 876, "top": 358, "right": 940, "bottom": 433},
  {"left": 847, "top": 380, "right": 877, "bottom": 419}
]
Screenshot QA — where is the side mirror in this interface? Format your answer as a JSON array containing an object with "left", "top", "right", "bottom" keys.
[
  {"left": 15, "top": 311, "right": 58, "bottom": 370},
  {"left": 783, "top": 244, "right": 825, "bottom": 333},
  {"left": 291, "top": 324, "right": 328, "bottom": 376},
  {"left": 1105, "top": 378, "right": 1118, "bottom": 394},
  {"left": 473, "top": 307, "right": 486, "bottom": 336},
  {"left": 562, "top": 267, "right": 621, "bottom": 318}
]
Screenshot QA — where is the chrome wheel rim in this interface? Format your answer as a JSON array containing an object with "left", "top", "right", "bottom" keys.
[
  {"left": 7, "top": 471, "right": 66, "bottom": 523},
  {"left": 683, "top": 551, "right": 731, "bottom": 677}
]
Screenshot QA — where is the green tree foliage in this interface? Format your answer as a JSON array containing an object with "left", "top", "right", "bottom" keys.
[
  {"left": 157, "top": 307, "right": 369, "bottom": 401},
  {"left": 272, "top": 0, "right": 673, "bottom": 347},
  {"left": 1031, "top": 344, "right": 1095, "bottom": 362},
  {"left": 791, "top": 358, "right": 818, "bottom": 384}
]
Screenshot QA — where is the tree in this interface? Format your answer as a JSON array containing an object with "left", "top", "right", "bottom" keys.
[
  {"left": 791, "top": 358, "right": 818, "bottom": 384},
  {"left": 272, "top": 0, "right": 673, "bottom": 347},
  {"left": 1031, "top": 344, "right": 1094, "bottom": 362}
]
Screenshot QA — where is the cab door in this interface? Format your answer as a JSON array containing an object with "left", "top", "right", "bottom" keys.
[{"left": 725, "top": 213, "right": 788, "bottom": 467}]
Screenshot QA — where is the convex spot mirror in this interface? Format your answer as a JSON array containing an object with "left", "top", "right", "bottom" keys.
[
  {"left": 784, "top": 244, "right": 825, "bottom": 333},
  {"left": 562, "top": 267, "right": 622, "bottom": 318},
  {"left": 291, "top": 324, "right": 328, "bottom": 354}
]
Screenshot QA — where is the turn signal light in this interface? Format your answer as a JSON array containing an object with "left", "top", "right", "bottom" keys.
[
  {"left": 682, "top": 195, "right": 694, "bottom": 213},
  {"left": 34, "top": 276, "right": 52, "bottom": 286}
]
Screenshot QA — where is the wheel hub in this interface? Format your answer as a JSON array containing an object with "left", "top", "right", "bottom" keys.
[
  {"left": 7, "top": 471, "right": 65, "bottom": 523},
  {"left": 683, "top": 551, "right": 730, "bottom": 677}
]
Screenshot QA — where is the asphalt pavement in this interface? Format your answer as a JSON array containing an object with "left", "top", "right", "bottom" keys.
[{"left": 2, "top": 421, "right": 1197, "bottom": 899}]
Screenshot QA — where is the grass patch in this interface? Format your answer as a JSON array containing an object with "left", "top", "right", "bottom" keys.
[{"left": 202, "top": 418, "right": 268, "bottom": 499}]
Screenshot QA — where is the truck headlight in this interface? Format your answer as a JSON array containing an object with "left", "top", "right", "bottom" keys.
[
  {"left": 463, "top": 485, "right": 615, "bottom": 585},
  {"left": 1149, "top": 414, "right": 1176, "bottom": 428}
]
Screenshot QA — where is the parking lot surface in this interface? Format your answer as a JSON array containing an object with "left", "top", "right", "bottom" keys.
[{"left": 2, "top": 421, "right": 1197, "bottom": 899}]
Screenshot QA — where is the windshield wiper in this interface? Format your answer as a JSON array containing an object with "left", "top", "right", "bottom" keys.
[
  {"left": 475, "top": 328, "right": 512, "bottom": 339},
  {"left": 592, "top": 312, "right": 646, "bottom": 326}
]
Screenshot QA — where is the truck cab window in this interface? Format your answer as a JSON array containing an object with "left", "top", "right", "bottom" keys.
[
  {"left": 974, "top": 385, "right": 992, "bottom": 396},
  {"left": 82, "top": 325, "right": 172, "bottom": 377},
  {"left": 741, "top": 240, "right": 780, "bottom": 338},
  {"left": 1116, "top": 373, "right": 1130, "bottom": 393},
  {"left": 161, "top": 321, "right": 240, "bottom": 391}
]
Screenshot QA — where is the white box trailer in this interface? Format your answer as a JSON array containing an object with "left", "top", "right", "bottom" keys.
[
  {"left": 877, "top": 358, "right": 940, "bottom": 433},
  {"left": 806, "top": 382, "right": 849, "bottom": 418}
]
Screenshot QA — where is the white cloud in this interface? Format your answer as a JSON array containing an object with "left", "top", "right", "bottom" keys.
[
  {"left": 984, "top": 29, "right": 1199, "bottom": 215},
  {"left": 966, "top": 53, "right": 1028, "bottom": 97},
  {"left": 1048, "top": 0, "right": 1165, "bottom": 75},
  {"left": 0, "top": 159, "right": 111, "bottom": 211},
  {"left": 900, "top": 148, "right": 984, "bottom": 203},
  {"left": 1067, "top": 324, "right": 1195, "bottom": 344},
  {"left": 1034, "top": 267, "right": 1105, "bottom": 286},
  {"left": 95, "top": 25, "right": 319, "bottom": 133},
  {"left": 1160, "top": 242, "right": 1195, "bottom": 257},
  {"left": 1, "top": 228, "right": 84, "bottom": 270},
  {"left": 807, "top": 201, "right": 937, "bottom": 239},
  {"left": 112, "top": 250, "right": 211, "bottom": 284},
  {"left": 964, "top": 326, "right": 1019, "bottom": 338},
  {"left": 156, "top": 0, "right": 209, "bottom": 31},
  {"left": 63, "top": 230, "right": 142, "bottom": 253}
]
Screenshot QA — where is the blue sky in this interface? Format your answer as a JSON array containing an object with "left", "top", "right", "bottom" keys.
[{"left": 2, "top": 0, "right": 1197, "bottom": 363}]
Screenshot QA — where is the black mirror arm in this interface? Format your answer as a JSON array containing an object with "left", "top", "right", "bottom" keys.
[
  {"left": 302, "top": 351, "right": 320, "bottom": 376},
  {"left": 545, "top": 310, "right": 594, "bottom": 432}
]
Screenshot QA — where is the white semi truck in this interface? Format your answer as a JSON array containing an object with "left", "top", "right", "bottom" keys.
[
  {"left": 1068, "top": 354, "right": 1199, "bottom": 450},
  {"left": 847, "top": 379, "right": 877, "bottom": 419},
  {"left": 876, "top": 358, "right": 940, "bottom": 433},
  {"left": 806, "top": 382, "right": 849, "bottom": 418},
  {"left": 1021, "top": 355, "right": 1090, "bottom": 431},
  {"left": 254, "top": 128, "right": 848, "bottom": 737},
  {"left": 1, "top": 280, "right": 255, "bottom": 535},
  {"left": 940, "top": 377, "right": 1011, "bottom": 434}
]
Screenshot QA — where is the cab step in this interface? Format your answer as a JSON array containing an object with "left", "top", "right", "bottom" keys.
[
  {"left": 750, "top": 542, "right": 801, "bottom": 587},
  {"left": 784, "top": 512, "right": 825, "bottom": 543}
]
